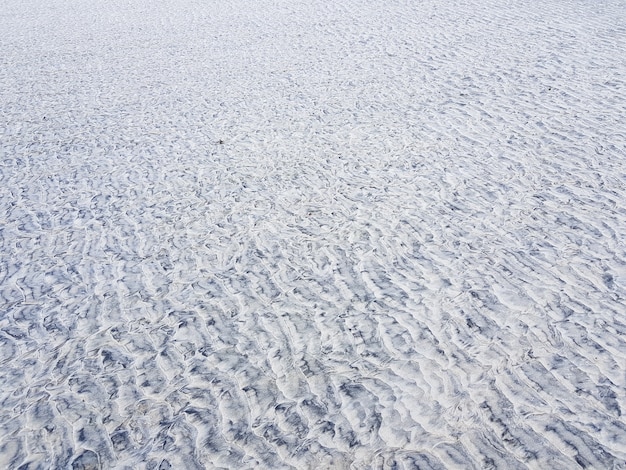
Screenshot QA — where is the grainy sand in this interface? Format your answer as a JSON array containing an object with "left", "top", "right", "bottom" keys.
[{"left": 1, "top": 0, "right": 626, "bottom": 468}]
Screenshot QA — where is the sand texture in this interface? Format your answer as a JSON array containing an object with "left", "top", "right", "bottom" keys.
[{"left": 2, "top": 0, "right": 626, "bottom": 468}]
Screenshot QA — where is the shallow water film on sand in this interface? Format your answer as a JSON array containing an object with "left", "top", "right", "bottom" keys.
[{"left": 2, "top": 0, "right": 626, "bottom": 468}]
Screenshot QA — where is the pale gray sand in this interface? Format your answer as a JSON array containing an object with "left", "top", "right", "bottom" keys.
[{"left": 1, "top": 0, "right": 626, "bottom": 468}]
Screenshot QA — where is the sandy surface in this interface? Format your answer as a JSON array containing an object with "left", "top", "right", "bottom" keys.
[{"left": 2, "top": 0, "right": 626, "bottom": 468}]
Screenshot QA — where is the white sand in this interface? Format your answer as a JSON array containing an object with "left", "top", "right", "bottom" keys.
[{"left": 1, "top": 0, "right": 626, "bottom": 468}]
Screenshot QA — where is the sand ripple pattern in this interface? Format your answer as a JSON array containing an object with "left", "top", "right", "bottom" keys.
[{"left": 2, "top": 0, "right": 626, "bottom": 468}]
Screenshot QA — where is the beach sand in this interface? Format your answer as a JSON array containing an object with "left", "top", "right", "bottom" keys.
[{"left": 1, "top": 0, "right": 626, "bottom": 467}]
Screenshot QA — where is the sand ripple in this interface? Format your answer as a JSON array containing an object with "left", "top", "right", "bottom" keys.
[{"left": 2, "top": 0, "right": 626, "bottom": 468}]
